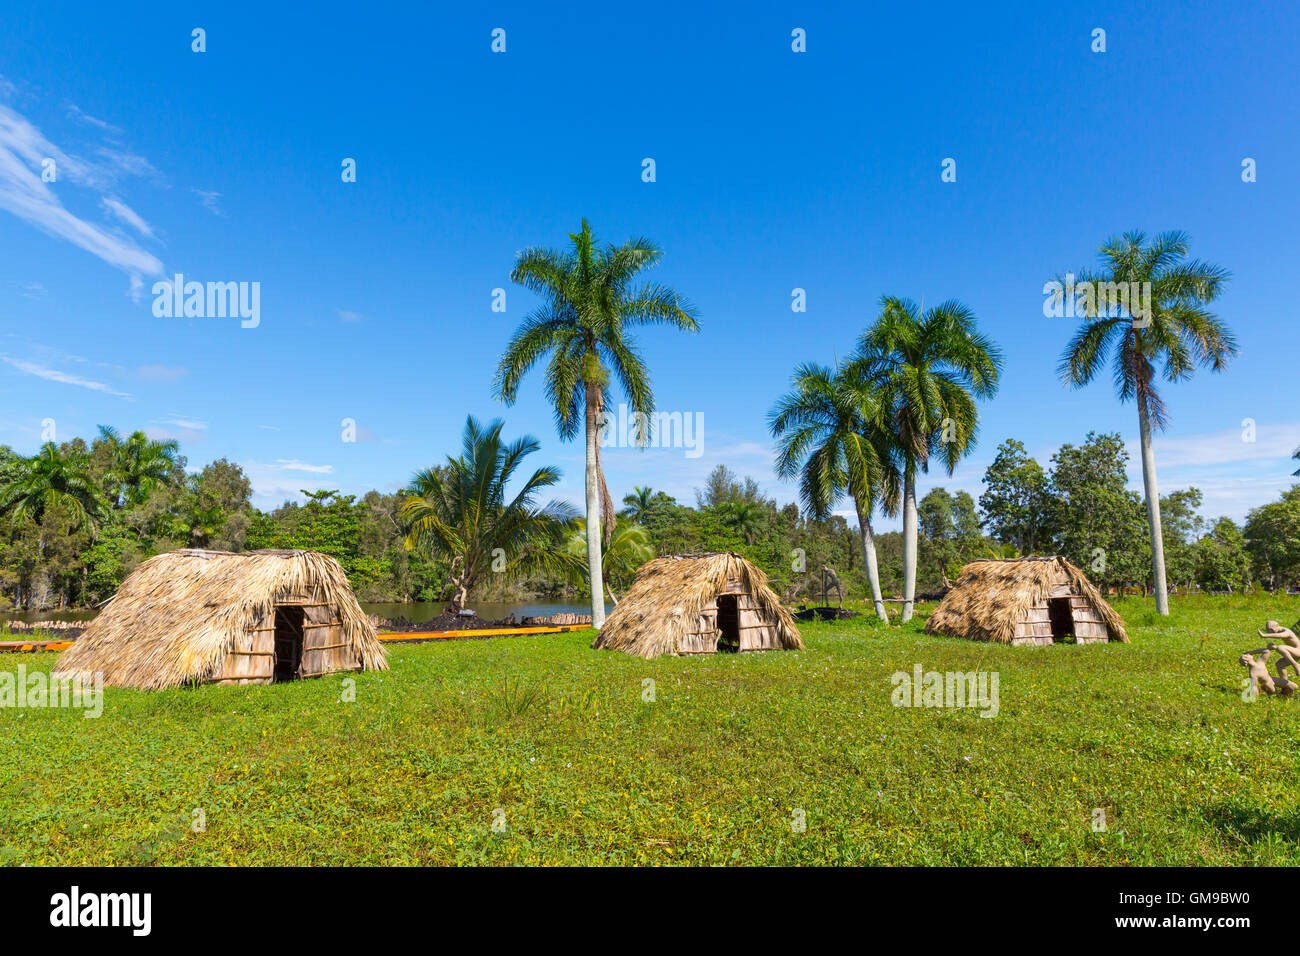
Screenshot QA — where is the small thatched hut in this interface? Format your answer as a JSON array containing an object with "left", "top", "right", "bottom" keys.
[
  {"left": 924, "top": 556, "right": 1128, "bottom": 646},
  {"left": 55, "top": 549, "right": 388, "bottom": 689},
  {"left": 592, "top": 552, "right": 802, "bottom": 658}
]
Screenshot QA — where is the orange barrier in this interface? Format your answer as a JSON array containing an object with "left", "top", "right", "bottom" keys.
[
  {"left": 0, "top": 639, "right": 74, "bottom": 653},
  {"left": 0, "top": 624, "right": 589, "bottom": 653}
]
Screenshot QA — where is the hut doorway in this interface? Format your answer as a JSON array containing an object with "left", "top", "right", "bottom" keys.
[
  {"left": 715, "top": 594, "right": 741, "bottom": 652},
  {"left": 273, "top": 605, "right": 305, "bottom": 681},
  {"left": 1047, "top": 598, "right": 1074, "bottom": 642}
]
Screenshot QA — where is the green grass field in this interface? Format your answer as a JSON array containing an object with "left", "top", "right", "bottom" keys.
[{"left": 2, "top": 594, "right": 1298, "bottom": 866}]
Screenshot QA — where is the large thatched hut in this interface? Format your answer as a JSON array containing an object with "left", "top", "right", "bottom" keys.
[
  {"left": 924, "top": 556, "right": 1128, "bottom": 645},
  {"left": 55, "top": 549, "right": 388, "bottom": 689},
  {"left": 592, "top": 552, "right": 802, "bottom": 658}
]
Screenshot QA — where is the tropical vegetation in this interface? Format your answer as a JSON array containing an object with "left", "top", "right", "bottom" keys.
[{"left": 398, "top": 416, "right": 578, "bottom": 610}]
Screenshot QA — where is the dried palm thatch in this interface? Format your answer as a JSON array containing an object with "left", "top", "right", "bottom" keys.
[
  {"left": 54, "top": 549, "right": 387, "bottom": 689},
  {"left": 592, "top": 552, "right": 802, "bottom": 658},
  {"left": 924, "top": 555, "right": 1128, "bottom": 645}
]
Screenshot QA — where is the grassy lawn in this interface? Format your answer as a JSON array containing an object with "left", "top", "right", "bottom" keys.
[{"left": 2, "top": 594, "right": 1298, "bottom": 866}]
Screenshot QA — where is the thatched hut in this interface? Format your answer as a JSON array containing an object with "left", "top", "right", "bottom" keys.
[
  {"left": 592, "top": 552, "right": 802, "bottom": 658},
  {"left": 55, "top": 549, "right": 388, "bottom": 689},
  {"left": 924, "top": 556, "right": 1128, "bottom": 646}
]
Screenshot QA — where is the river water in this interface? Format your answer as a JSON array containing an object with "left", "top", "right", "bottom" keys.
[{"left": 361, "top": 600, "right": 612, "bottom": 623}]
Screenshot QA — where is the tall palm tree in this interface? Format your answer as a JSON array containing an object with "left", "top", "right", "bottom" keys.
[
  {"left": 0, "top": 443, "right": 108, "bottom": 548},
  {"left": 621, "top": 485, "right": 657, "bottom": 522},
  {"left": 97, "top": 426, "right": 182, "bottom": 508},
  {"left": 720, "top": 500, "right": 763, "bottom": 544},
  {"left": 494, "top": 219, "right": 700, "bottom": 629},
  {"left": 564, "top": 519, "right": 654, "bottom": 605},
  {"left": 769, "top": 362, "right": 899, "bottom": 621},
  {"left": 1059, "top": 231, "right": 1235, "bottom": 615},
  {"left": 399, "top": 416, "right": 578, "bottom": 611},
  {"left": 850, "top": 297, "right": 1003, "bottom": 622}
]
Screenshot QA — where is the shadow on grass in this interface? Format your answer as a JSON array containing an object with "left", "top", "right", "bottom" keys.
[{"left": 1205, "top": 801, "right": 1300, "bottom": 845}]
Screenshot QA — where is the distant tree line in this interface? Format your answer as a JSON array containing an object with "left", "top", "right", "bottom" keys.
[
  {"left": 0, "top": 422, "right": 1292, "bottom": 612},
  {"left": 976, "top": 434, "right": 1271, "bottom": 595}
]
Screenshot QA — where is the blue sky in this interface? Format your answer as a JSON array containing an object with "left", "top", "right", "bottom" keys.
[{"left": 0, "top": 1, "right": 1296, "bottom": 527}]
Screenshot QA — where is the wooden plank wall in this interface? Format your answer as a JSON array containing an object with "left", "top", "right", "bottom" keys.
[
  {"left": 300, "top": 601, "right": 360, "bottom": 677},
  {"left": 1012, "top": 603, "right": 1056, "bottom": 643},
  {"left": 679, "top": 603, "right": 720, "bottom": 653},
  {"left": 209, "top": 594, "right": 362, "bottom": 684},
  {"left": 212, "top": 608, "right": 276, "bottom": 684},
  {"left": 737, "top": 593, "right": 780, "bottom": 650},
  {"left": 1068, "top": 595, "right": 1110, "bottom": 644},
  {"left": 1009, "top": 584, "right": 1111, "bottom": 645},
  {"left": 678, "top": 593, "right": 782, "bottom": 653}
]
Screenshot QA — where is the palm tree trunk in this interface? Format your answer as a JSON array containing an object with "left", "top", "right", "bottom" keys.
[
  {"left": 901, "top": 474, "right": 918, "bottom": 623},
  {"left": 585, "top": 384, "right": 607, "bottom": 629},
  {"left": 1138, "top": 399, "right": 1170, "bottom": 615},
  {"left": 856, "top": 502, "right": 888, "bottom": 622}
]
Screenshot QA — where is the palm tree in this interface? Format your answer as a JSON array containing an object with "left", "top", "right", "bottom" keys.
[
  {"left": 1059, "top": 231, "right": 1235, "bottom": 615},
  {"left": 0, "top": 442, "right": 108, "bottom": 548},
  {"left": 1292, "top": 447, "right": 1298, "bottom": 478},
  {"left": 97, "top": 426, "right": 182, "bottom": 508},
  {"left": 850, "top": 296, "right": 1003, "bottom": 622},
  {"left": 494, "top": 219, "right": 700, "bottom": 629},
  {"left": 769, "top": 362, "right": 899, "bottom": 621},
  {"left": 399, "top": 416, "right": 578, "bottom": 611},
  {"left": 720, "top": 500, "right": 763, "bottom": 544},
  {"left": 564, "top": 519, "right": 654, "bottom": 605},
  {"left": 621, "top": 485, "right": 657, "bottom": 522}
]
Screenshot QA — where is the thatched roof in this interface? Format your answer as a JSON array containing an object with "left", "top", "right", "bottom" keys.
[
  {"left": 924, "top": 555, "right": 1129, "bottom": 644},
  {"left": 592, "top": 552, "right": 802, "bottom": 658},
  {"left": 55, "top": 549, "right": 387, "bottom": 689}
]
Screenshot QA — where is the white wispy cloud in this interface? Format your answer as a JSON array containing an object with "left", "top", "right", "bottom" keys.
[
  {"left": 241, "top": 461, "right": 338, "bottom": 508},
  {"left": 144, "top": 426, "right": 198, "bottom": 442},
  {"left": 66, "top": 103, "right": 121, "bottom": 134},
  {"left": 135, "top": 364, "right": 188, "bottom": 382},
  {"left": 274, "top": 459, "right": 334, "bottom": 474},
  {"left": 9, "top": 280, "right": 47, "bottom": 300},
  {"left": 160, "top": 415, "right": 208, "bottom": 431},
  {"left": 91, "top": 145, "right": 158, "bottom": 181},
  {"left": 1137, "top": 423, "right": 1300, "bottom": 469},
  {"left": 192, "top": 188, "right": 223, "bottom": 216},
  {"left": 336, "top": 309, "right": 364, "bottom": 322},
  {"left": 101, "top": 196, "right": 155, "bottom": 239},
  {"left": 142, "top": 413, "right": 208, "bottom": 443},
  {"left": 0, "top": 354, "right": 132, "bottom": 399},
  {"left": 0, "top": 102, "right": 162, "bottom": 288}
]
